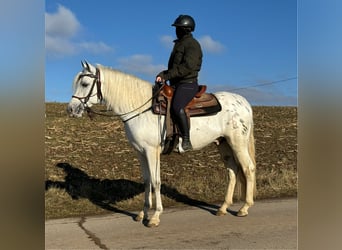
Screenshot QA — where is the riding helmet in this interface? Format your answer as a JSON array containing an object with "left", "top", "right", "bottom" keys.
[{"left": 172, "top": 15, "right": 195, "bottom": 31}]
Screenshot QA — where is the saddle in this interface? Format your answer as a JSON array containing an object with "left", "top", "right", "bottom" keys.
[
  {"left": 152, "top": 84, "right": 222, "bottom": 117},
  {"left": 152, "top": 84, "right": 222, "bottom": 154}
]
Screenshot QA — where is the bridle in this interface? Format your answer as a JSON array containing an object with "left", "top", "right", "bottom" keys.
[
  {"left": 72, "top": 67, "right": 103, "bottom": 107},
  {"left": 71, "top": 66, "right": 165, "bottom": 122}
]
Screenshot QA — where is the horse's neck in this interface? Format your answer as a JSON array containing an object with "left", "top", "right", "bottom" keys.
[{"left": 100, "top": 67, "right": 152, "bottom": 115}]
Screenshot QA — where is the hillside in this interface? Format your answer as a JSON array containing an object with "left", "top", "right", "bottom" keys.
[{"left": 45, "top": 103, "right": 297, "bottom": 219}]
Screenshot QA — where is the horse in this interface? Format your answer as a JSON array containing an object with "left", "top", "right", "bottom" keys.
[{"left": 67, "top": 61, "right": 256, "bottom": 227}]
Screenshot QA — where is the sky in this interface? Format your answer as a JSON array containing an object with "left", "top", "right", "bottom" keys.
[{"left": 45, "top": 0, "right": 297, "bottom": 106}]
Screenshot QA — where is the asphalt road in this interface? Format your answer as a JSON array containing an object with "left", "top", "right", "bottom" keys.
[{"left": 45, "top": 198, "right": 297, "bottom": 249}]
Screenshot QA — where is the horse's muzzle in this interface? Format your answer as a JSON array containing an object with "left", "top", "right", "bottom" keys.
[{"left": 67, "top": 103, "right": 83, "bottom": 118}]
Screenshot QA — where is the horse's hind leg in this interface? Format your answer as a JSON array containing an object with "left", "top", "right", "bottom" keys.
[
  {"left": 233, "top": 145, "right": 256, "bottom": 217},
  {"left": 216, "top": 139, "right": 238, "bottom": 216}
]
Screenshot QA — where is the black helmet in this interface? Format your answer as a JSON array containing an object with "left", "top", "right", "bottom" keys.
[{"left": 172, "top": 15, "right": 195, "bottom": 31}]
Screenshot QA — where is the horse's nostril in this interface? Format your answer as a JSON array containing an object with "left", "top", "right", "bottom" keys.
[{"left": 67, "top": 106, "right": 72, "bottom": 114}]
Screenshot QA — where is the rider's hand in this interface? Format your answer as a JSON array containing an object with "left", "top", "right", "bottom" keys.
[{"left": 155, "top": 76, "right": 163, "bottom": 83}]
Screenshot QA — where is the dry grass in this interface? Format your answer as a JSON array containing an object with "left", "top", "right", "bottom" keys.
[{"left": 45, "top": 103, "right": 297, "bottom": 219}]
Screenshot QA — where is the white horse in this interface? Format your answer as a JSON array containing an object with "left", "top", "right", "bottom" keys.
[{"left": 67, "top": 61, "right": 256, "bottom": 227}]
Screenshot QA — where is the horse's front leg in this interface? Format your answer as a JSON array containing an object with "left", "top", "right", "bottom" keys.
[
  {"left": 145, "top": 148, "right": 163, "bottom": 227},
  {"left": 134, "top": 153, "right": 152, "bottom": 222},
  {"left": 135, "top": 181, "right": 152, "bottom": 222}
]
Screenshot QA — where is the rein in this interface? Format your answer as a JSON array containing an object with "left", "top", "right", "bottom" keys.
[
  {"left": 73, "top": 67, "right": 165, "bottom": 122},
  {"left": 84, "top": 97, "right": 153, "bottom": 122}
]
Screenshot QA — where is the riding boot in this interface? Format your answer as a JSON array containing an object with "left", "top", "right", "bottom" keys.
[{"left": 177, "top": 108, "right": 193, "bottom": 152}]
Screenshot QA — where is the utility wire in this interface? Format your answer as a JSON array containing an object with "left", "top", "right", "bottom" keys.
[{"left": 228, "top": 76, "right": 297, "bottom": 91}]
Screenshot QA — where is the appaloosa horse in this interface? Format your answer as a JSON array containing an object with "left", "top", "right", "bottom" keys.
[{"left": 67, "top": 61, "right": 256, "bottom": 227}]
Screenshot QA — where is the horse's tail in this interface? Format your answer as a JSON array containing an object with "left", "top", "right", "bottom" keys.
[{"left": 235, "top": 128, "right": 257, "bottom": 200}]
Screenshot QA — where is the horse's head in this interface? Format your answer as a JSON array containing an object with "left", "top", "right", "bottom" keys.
[{"left": 67, "top": 61, "right": 102, "bottom": 117}]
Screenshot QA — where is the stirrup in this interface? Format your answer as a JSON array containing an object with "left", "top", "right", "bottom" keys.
[
  {"left": 173, "top": 140, "right": 192, "bottom": 153},
  {"left": 182, "top": 142, "right": 193, "bottom": 152},
  {"left": 179, "top": 139, "right": 193, "bottom": 153}
]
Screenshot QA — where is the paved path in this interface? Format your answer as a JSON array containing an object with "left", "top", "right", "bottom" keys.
[{"left": 45, "top": 198, "right": 297, "bottom": 249}]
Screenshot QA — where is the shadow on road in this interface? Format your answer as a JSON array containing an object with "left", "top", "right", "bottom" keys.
[{"left": 45, "top": 162, "right": 220, "bottom": 219}]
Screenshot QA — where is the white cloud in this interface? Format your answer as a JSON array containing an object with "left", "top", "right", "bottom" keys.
[
  {"left": 118, "top": 54, "right": 165, "bottom": 76},
  {"left": 160, "top": 34, "right": 225, "bottom": 54},
  {"left": 237, "top": 88, "right": 297, "bottom": 106},
  {"left": 79, "top": 42, "right": 113, "bottom": 54},
  {"left": 45, "top": 5, "right": 80, "bottom": 38},
  {"left": 209, "top": 83, "right": 297, "bottom": 106},
  {"left": 160, "top": 35, "right": 174, "bottom": 49},
  {"left": 198, "top": 35, "right": 225, "bottom": 54},
  {"left": 45, "top": 4, "right": 113, "bottom": 58},
  {"left": 45, "top": 35, "right": 75, "bottom": 56}
]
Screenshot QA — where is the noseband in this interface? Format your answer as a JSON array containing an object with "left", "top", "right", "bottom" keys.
[{"left": 72, "top": 68, "right": 103, "bottom": 107}]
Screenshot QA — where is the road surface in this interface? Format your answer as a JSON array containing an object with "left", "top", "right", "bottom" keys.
[{"left": 45, "top": 198, "right": 297, "bottom": 249}]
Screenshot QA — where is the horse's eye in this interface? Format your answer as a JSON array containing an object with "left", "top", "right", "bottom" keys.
[{"left": 81, "top": 82, "right": 89, "bottom": 87}]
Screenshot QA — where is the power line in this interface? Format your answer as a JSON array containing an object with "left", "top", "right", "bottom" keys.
[{"left": 228, "top": 76, "right": 297, "bottom": 91}]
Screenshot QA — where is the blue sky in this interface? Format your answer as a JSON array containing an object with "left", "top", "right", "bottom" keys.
[{"left": 45, "top": 0, "right": 297, "bottom": 106}]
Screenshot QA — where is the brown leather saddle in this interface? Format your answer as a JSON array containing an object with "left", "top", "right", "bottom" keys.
[
  {"left": 152, "top": 84, "right": 222, "bottom": 154},
  {"left": 152, "top": 84, "right": 222, "bottom": 117}
]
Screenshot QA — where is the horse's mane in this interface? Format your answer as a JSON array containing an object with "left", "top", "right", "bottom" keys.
[{"left": 97, "top": 65, "right": 153, "bottom": 114}]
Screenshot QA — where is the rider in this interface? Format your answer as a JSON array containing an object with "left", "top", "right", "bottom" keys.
[{"left": 155, "top": 14, "right": 203, "bottom": 152}]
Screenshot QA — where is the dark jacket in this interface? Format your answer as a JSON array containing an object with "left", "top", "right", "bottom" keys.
[{"left": 158, "top": 33, "right": 202, "bottom": 86}]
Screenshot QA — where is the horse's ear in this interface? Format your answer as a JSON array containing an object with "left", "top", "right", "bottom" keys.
[
  {"left": 81, "top": 60, "right": 91, "bottom": 72},
  {"left": 81, "top": 60, "right": 87, "bottom": 69},
  {"left": 84, "top": 60, "right": 91, "bottom": 72}
]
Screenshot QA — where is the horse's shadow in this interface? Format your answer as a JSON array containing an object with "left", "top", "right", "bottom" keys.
[{"left": 45, "top": 162, "right": 222, "bottom": 220}]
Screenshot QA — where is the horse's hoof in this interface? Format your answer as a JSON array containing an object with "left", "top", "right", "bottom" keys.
[
  {"left": 216, "top": 210, "right": 227, "bottom": 216},
  {"left": 147, "top": 219, "right": 160, "bottom": 227},
  {"left": 237, "top": 210, "right": 248, "bottom": 217},
  {"left": 134, "top": 212, "right": 144, "bottom": 222},
  {"left": 134, "top": 215, "right": 143, "bottom": 222},
  {"left": 147, "top": 222, "right": 159, "bottom": 227}
]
